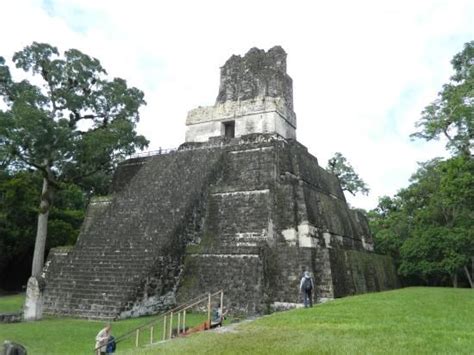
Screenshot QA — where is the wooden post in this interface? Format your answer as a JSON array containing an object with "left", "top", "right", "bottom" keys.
[
  {"left": 150, "top": 326, "right": 154, "bottom": 344},
  {"left": 207, "top": 292, "right": 211, "bottom": 328},
  {"left": 135, "top": 329, "right": 140, "bottom": 347},
  {"left": 162, "top": 315, "right": 167, "bottom": 340},
  {"left": 183, "top": 310, "right": 186, "bottom": 333},
  {"left": 177, "top": 312, "right": 181, "bottom": 335},
  {"left": 169, "top": 312, "right": 173, "bottom": 339},
  {"left": 220, "top": 290, "right": 224, "bottom": 313}
]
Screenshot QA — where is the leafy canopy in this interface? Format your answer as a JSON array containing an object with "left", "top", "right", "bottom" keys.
[
  {"left": 411, "top": 41, "right": 474, "bottom": 157},
  {"left": 0, "top": 42, "right": 149, "bottom": 192},
  {"left": 369, "top": 156, "right": 474, "bottom": 285},
  {"left": 326, "top": 152, "right": 369, "bottom": 196}
]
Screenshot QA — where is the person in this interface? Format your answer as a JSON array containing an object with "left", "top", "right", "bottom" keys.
[
  {"left": 299, "top": 271, "right": 314, "bottom": 308},
  {"left": 95, "top": 323, "right": 112, "bottom": 355},
  {"left": 210, "top": 303, "right": 227, "bottom": 328},
  {"left": 2, "top": 340, "right": 27, "bottom": 355}
]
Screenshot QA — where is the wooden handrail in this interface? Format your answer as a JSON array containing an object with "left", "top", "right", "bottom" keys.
[{"left": 93, "top": 289, "right": 224, "bottom": 353}]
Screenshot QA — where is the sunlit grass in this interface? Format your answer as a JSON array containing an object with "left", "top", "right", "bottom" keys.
[
  {"left": 142, "top": 287, "right": 474, "bottom": 355},
  {"left": 1, "top": 288, "right": 473, "bottom": 354}
]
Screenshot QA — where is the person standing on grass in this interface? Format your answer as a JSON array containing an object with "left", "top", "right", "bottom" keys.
[
  {"left": 300, "top": 271, "right": 314, "bottom": 308},
  {"left": 95, "top": 323, "right": 111, "bottom": 355}
]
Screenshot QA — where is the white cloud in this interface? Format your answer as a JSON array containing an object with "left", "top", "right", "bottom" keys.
[{"left": 2, "top": 0, "right": 473, "bottom": 210}]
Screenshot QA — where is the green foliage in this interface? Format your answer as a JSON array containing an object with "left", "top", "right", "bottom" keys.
[
  {"left": 370, "top": 156, "right": 473, "bottom": 286},
  {"left": 0, "top": 170, "right": 85, "bottom": 287},
  {"left": 368, "top": 196, "right": 408, "bottom": 259},
  {"left": 411, "top": 41, "right": 474, "bottom": 156},
  {"left": 326, "top": 152, "right": 369, "bottom": 196},
  {"left": 0, "top": 41, "right": 149, "bottom": 191},
  {"left": 3, "top": 288, "right": 467, "bottom": 354}
]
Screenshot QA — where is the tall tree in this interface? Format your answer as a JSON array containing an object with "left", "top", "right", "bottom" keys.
[
  {"left": 370, "top": 157, "right": 474, "bottom": 287},
  {"left": 0, "top": 42, "right": 149, "bottom": 319},
  {"left": 398, "top": 157, "right": 474, "bottom": 287},
  {"left": 326, "top": 152, "right": 369, "bottom": 196},
  {"left": 411, "top": 41, "right": 474, "bottom": 157}
]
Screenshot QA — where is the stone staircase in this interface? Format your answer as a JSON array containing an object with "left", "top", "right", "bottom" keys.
[{"left": 44, "top": 148, "right": 224, "bottom": 319}]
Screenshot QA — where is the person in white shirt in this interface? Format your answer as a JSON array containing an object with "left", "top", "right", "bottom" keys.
[
  {"left": 95, "top": 323, "right": 111, "bottom": 355},
  {"left": 299, "top": 271, "right": 315, "bottom": 308}
]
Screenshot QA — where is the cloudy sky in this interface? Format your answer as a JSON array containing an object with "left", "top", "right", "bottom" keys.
[{"left": 2, "top": 0, "right": 473, "bottom": 210}]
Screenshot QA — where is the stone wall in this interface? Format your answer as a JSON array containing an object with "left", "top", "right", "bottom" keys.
[
  {"left": 0, "top": 312, "right": 22, "bottom": 323},
  {"left": 185, "top": 98, "right": 296, "bottom": 143},
  {"left": 176, "top": 136, "right": 398, "bottom": 314},
  {"left": 329, "top": 249, "right": 399, "bottom": 297},
  {"left": 216, "top": 46, "right": 293, "bottom": 111}
]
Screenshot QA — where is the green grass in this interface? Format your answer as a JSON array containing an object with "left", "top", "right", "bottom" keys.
[
  {"left": 0, "top": 293, "right": 25, "bottom": 313},
  {"left": 1, "top": 288, "right": 473, "bottom": 354},
  {"left": 0, "top": 308, "right": 213, "bottom": 354},
  {"left": 142, "top": 287, "right": 474, "bottom": 355}
]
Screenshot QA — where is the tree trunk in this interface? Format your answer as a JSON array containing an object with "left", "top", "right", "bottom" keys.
[
  {"left": 24, "top": 175, "right": 53, "bottom": 321},
  {"left": 451, "top": 273, "right": 458, "bottom": 288},
  {"left": 464, "top": 265, "right": 473, "bottom": 289},
  {"left": 472, "top": 257, "right": 474, "bottom": 285},
  {"left": 32, "top": 177, "right": 52, "bottom": 277}
]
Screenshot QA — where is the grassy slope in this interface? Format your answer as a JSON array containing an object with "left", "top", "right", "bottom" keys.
[
  {"left": 144, "top": 287, "right": 474, "bottom": 355},
  {"left": 1, "top": 288, "right": 472, "bottom": 354},
  {"left": 0, "top": 294, "right": 24, "bottom": 313}
]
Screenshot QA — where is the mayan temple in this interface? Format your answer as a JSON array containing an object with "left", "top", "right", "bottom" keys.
[{"left": 43, "top": 46, "right": 398, "bottom": 320}]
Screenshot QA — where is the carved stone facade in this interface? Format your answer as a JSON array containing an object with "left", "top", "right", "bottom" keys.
[
  {"left": 42, "top": 47, "right": 398, "bottom": 320},
  {"left": 185, "top": 46, "right": 296, "bottom": 143}
]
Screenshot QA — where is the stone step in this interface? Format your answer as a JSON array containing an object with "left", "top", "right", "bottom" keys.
[
  {"left": 44, "top": 297, "right": 127, "bottom": 306},
  {"left": 61, "top": 261, "right": 153, "bottom": 268},
  {"left": 46, "top": 284, "right": 137, "bottom": 295},
  {"left": 62, "top": 258, "right": 155, "bottom": 266},
  {"left": 44, "top": 304, "right": 120, "bottom": 313},
  {"left": 43, "top": 298, "right": 123, "bottom": 308},
  {"left": 56, "top": 267, "right": 148, "bottom": 274},
  {"left": 50, "top": 267, "right": 146, "bottom": 276},
  {"left": 46, "top": 276, "right": 140, "bottom": 285},
  {"left": 44, "top": 289, "right": 134, "bottom": 300},
  {"left": 186, "top": 247, "right": 260, "bottom": 255},
  {"left": 67, "top": 252, "right": 156, "bottom": 259},
  {"left": 53, "top": 265, "right": 148, "bottom": 274},
  {"left": 44, "top": 287, "right": 134, "bottom": 298},
  {"left": 46, "top": 278, "right": 136, "bottom": 287},
  {"left": 44, "top": 307, "right": 118, "bottom": 319},
  {"left": 73, "top": 243, "right": 158, "bottom": 249},
  {"left": 44, "top": 305, "right": 122, "bottom": 315},
  {"left": 47, "top": 274, "right": 140, "bottom": 282},
  {"left": 44, "top": 301, "right": 126, "bottom": 312}
]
